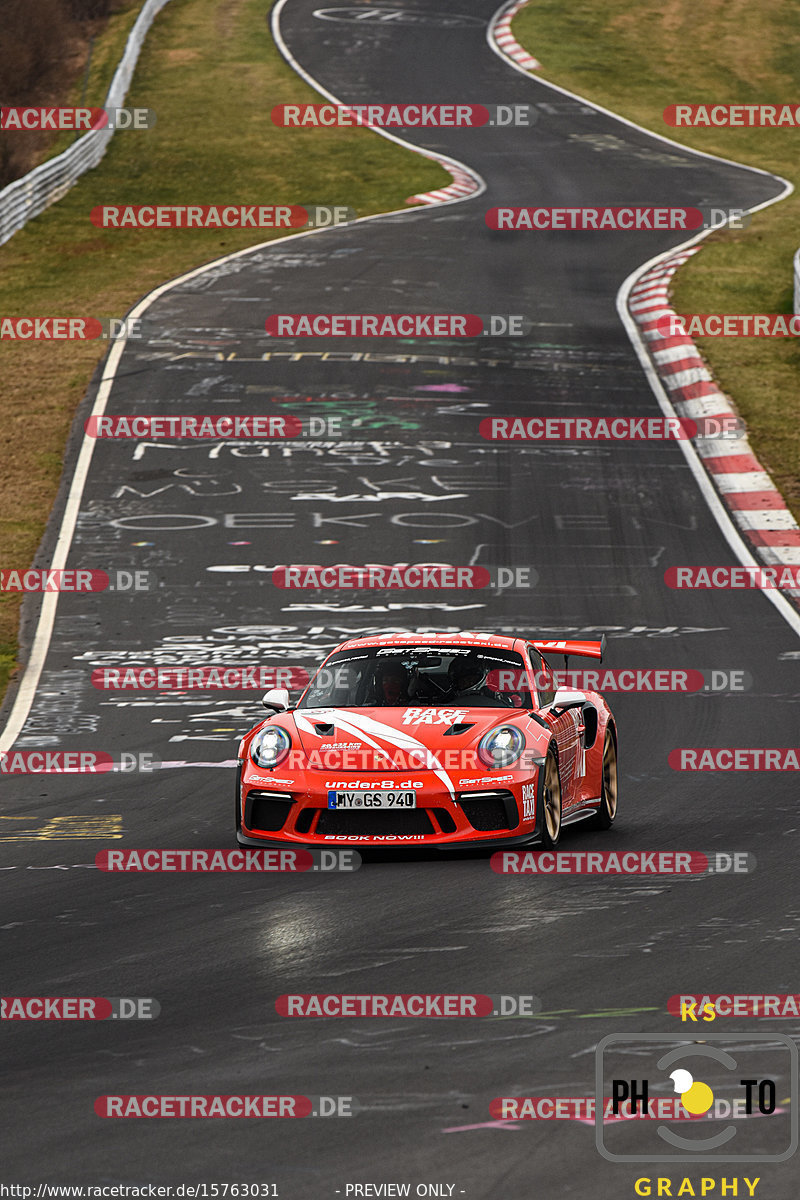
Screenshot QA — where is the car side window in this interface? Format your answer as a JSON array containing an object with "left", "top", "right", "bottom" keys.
[{"left": 528, "top": 646, "right": 555, "bottom": 707}]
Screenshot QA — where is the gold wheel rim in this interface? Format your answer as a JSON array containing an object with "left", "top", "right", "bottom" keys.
[
  {"left": 544, "top": 754, "right": 561, "bottom": 839},
  {"left": 603, "top": 733, "right": 618, "bottom": 819}
]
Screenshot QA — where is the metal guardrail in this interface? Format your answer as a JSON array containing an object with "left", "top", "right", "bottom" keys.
[{"left": 0, "top": 0, "right": 173, "bottom": 248}]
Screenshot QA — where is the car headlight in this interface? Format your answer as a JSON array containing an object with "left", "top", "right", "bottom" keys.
[
  {"left": 250, "top": 725, "right": 292, "bottom": 768},
  {"left": 478, "top": 725, "right": 526, "bottom": 769}
]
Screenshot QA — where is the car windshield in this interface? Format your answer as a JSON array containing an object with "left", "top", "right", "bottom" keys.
[{"left": 298, "top": 645, "right": 532, "bottom": 709}]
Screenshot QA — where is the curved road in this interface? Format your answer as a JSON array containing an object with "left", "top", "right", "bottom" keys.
[{"left": 2, "top": 1, "right": 798, "bottom": 1194}]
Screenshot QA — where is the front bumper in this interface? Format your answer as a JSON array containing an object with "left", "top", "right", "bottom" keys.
[
  {"left": 236, "top": 827, "right": 543, "bottom": 851},
  {"left": 236, "top": 767, "right": 544, "bottom": 849}
]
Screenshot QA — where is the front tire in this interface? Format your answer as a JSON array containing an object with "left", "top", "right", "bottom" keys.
[
  {"left": 590, "top": 728, "right": 618, "bottom": 830},
  {"left": 539, "top": 748, "right": 562, "bottom": 848},
  {"left": 234, "top": 764, "right": 243, "bottom": 836}
]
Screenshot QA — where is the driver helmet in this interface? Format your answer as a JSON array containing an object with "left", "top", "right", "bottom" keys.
[
  {"left": 374, "top": 658, "right": 409, "bottom": 702},
  {"left": 448, "top": 652, "right": 488, "bottom": 695}
]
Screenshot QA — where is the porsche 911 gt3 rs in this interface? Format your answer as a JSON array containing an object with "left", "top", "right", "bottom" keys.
[{"left": 234, "top": 631, "right": 617, "bottom": 849}]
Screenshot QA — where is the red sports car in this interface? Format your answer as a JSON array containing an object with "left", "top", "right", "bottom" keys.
[{"left": 235, "top": 632, "right": 617, "bottom": 849}]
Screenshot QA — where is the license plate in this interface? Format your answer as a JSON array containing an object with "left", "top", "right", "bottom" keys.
[{"left": 327, "top": 790, "right": 417, "bottom": 809}]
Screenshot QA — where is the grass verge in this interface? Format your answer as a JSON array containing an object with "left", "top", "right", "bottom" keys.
[
  {"left": 47, "top": 0, "right": 146, "bottom": 163},
  {"left": 511, "top": 0, "right": 800, "bottom": 521},
  {"left": 0, "top": 0, "right": 449, "bottom": 702}
]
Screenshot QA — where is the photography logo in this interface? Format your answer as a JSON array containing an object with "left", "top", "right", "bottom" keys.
[
  {"left": 669, "top": 1068, "right": 714, "bottom": 1115},
  {"left": 596, "top": 1033, "right": 798, "bottom": 1162}
]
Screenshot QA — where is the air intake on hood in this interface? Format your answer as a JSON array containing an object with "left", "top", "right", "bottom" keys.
[
  {"left": 314, "top": 723, "right": 336, "bottom": 736},
  {"left": 444, "top": 723, "right": 474, "bottom": 736}
]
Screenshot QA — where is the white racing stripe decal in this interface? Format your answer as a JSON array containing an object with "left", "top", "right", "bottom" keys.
[{"left": 295, "top": 709, "right": 457, "bottom": 799}]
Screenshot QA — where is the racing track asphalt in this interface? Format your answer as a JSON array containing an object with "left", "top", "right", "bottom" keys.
[{"left": 1, "top": 1, "right": 799, "bottom": 1193}]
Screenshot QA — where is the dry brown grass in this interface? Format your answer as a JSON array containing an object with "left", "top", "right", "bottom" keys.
[{"left": 0, "top": 0, "right": 447, "bottom": 700}]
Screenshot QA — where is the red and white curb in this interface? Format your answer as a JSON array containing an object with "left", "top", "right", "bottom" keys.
[
  {"left": 409, "top": 0, "right": 537, "bottom": 205},
  {"left": 630, "top": 248, "right": 800, "bottom": 603},
  {"left": 486, "top": 0, "right": 798, "bottom": 629},
  {"left": 490, "top": 0, "right": 541, "bottom": 73},
  {"left": 267, "top": 0, "right": 484, "bottom": 212},
  {"left": 406, "top": 162, "right": 482, "bottom": 206}
]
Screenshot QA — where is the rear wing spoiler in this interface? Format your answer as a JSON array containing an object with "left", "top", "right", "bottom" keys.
[{"left": 531, "top": 637, "right": 606, "bottom": 664}]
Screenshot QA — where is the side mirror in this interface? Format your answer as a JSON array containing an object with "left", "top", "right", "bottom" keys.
[
  {"left": 262, "top": 687, "right": 290, "bottom": 713},
  {"left": 551, "top": 687, "right": 587, "bottom": 712}
]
